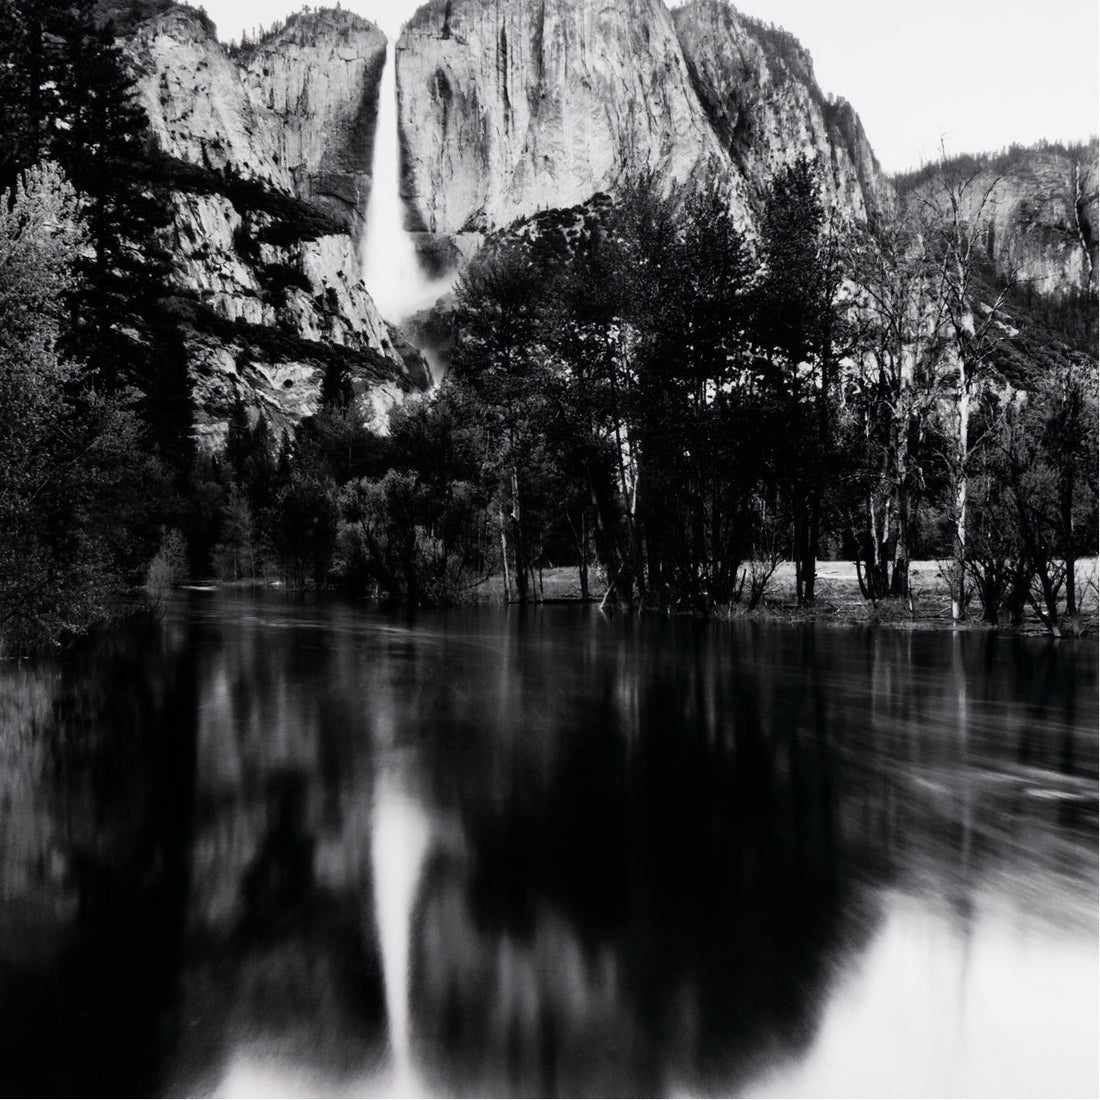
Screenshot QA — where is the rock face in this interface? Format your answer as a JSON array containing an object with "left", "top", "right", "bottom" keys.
[
  {"left": 395, "top": 0, "right": 735, "bottom": 238},
  {"left": 899, "top": 144, "right": 1098, "bottom": 299},
  {"left": 115, "top": 0, "right": 1092, "bottom": 445},
  {"left": 672, "top": 0, "right": 889, "bottom": 223},
  {"left": 123, "top": 5, "right": 429, "bottom": 448},
  {"left": 394, "top": 0, "right": 889, "bottom": 251},
  {"left": 132, "top": 5, "right": 386, "bottom": 229}
]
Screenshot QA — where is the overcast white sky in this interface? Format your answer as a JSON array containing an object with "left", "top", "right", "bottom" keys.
[{"left": 196, "top": 0, "right": 1098, "bottom": 174}]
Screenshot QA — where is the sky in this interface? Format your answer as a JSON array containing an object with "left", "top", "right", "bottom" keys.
[{"left": 196, "top": 0, "right": 1098, "bottom": 174}]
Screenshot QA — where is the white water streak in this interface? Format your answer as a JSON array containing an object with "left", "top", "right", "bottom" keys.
[
  {"left": 361, "top": 41, "right": 453, "bottom": 325},
  {"left": 370, "top": 762, "right": 431, "bottom": 1095}
]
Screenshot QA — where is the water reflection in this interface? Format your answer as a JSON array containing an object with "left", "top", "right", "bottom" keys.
[
  {"left": 0, "top": 595, "right": 1094, "bottom": 1097},
  {"left": 0, "top": 621, "right": 198, "bottom": 1095},
  {"left": 372, "top": 757, "right": 431, "bottom": 1096}
]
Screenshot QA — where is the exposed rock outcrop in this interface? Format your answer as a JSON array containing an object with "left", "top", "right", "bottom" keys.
[
  {"left": 672, "top": 0, "right": 889, "bottom": 221},
  {"left": 395, "top": 0, "right": 739, "bottom": 239},
  {"left": 898, "top": 144, "right": 1098, "bottom": 299},
  {"left": 131, "top": 5, "right": 386, "bottom": 229},
  {"left": 113, "top": 0, "right": 1092, "bottom": 446},
  {"left": 394, "top": 0, "right": 890, "bottom": 259},
  {"left": 122, "top": 5, "right": 429, "bottom": 448}
]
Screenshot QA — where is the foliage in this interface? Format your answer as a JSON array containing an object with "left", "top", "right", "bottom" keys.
[
  {"left": 754, "top": 155, "right": 854, "bottom": 604},
  {"left": 432, "top": 156, "right": 1095, "bottom": 625},
  {"left": 892, "top": 139, "right": 1098, "bottom": 196},
  {"left": 213, "top": 487, "right": 263, "bottom": 581},
  {"left": 144, "top": 153, "right": 345, "bottom": 244},
  {"left": 0, "top": 164, "right": 166, "bottom": 651},
  {"left": 447, "top": 173, "right": 793, "bottom": 609},
  {"left": 333, "top": 471, "right": 481, "bottom": 605},
  {"left": 0, "top": 0, "right": 193, "bottom": 484},
  {"left": 145, "top": 527, "right": 189, "bottom": 603}
]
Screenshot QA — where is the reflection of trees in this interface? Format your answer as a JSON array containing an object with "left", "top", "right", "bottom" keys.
[
  {"left": 842, "top": 629, "right": 1097, "bottom": 922},
  {"left": 0, "top": 620, "right": 198, "bottom": 1095},
  {"left": 402, "top": 617, "right": 1096, "bottom": 1097},
  {"left": 407, "top": 620, "right": 870, "bottom": 1097},
  {"left": 0, "top": 599, "right": 1093, "bottom": 1096},
  {"left": 0, "top": 600, "right": 391, "bottom": 1095},
  {"left": 163, "top": 601, "right": 387, "bottom": 1094}
]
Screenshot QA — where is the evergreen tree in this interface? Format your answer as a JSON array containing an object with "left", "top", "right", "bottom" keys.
[
  {"left": 0, "top": 0, "right": 192, "bottom": 481},
  {"left": 755, "top": 156, "right": 851, "bottom": 605},
  {"left": 0, "top": 163, "right": 162, "bottom": 650}
]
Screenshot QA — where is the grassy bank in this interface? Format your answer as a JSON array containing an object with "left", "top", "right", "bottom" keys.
[{"left": 473, "top": 559, "right": 1100, "bottom": 634}]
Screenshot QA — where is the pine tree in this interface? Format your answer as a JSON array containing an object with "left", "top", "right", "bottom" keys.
[
  {"left": 0, "top": 0, "right": 192, "bottom": 480},
  {"left": 0, "top": 162, "right": 160, "bottom": 650},
  {"left": 756, "top": 156, "right": 850, "bottom": 605}
]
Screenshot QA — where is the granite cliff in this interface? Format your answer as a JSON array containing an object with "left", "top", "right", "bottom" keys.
[
  {"left": 672, "top": 0, "right": 888, "bottom": 223},
  {"left": 394, "top": 0, "right": 890, "bottom": 258},
  {"left": 395, "top": 0, "right": 736, "bottom": 240},
  {"left": 897, "top": 142, "right": 1098, "bottom": 300},
  {"left": 122, "top": 4, "right": 429, "bottom": 449},
  {"left": 111, "top": 0, "right": 1093, "bottom": 446}
]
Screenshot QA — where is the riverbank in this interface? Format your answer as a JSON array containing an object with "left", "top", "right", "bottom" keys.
[{"left": 474, "top": 559, "right": 1100, "bottom": 634}]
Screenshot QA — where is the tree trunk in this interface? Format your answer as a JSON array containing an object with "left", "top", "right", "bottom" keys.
[
  {"left": 583, "top": 453, "right": 626, "bottom": 605},
  {"left": 576, "top": 510, "right": 590, "bottom": 603},
  {"left": 951, "top": 366, "right": 970, "bottom": 624},
  {"left": 499, "top": 505, "right": 512, "bottom": 603},
  {"left": 804, "top": 495, "right": 820, "bottom": 605},
  {"left": 511, "top": 465, "right": 529, "bottom": 605},
  {"left": 1061, "top": 469, "right": 1077, "bottom": 615},
  {"left": 890, "top": 483, "right": 911, "bottom": 601}
]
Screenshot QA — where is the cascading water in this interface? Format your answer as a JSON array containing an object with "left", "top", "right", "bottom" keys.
[{"left": 361, "top": 38, "right": 453, "bottom": 326}]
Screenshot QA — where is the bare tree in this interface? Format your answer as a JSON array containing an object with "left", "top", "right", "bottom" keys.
[
  {"left": 916, "top": 154, "right": 1012, "bottom": 622},
  {"left": 848, "top": 212, "right": 943, "bottom": 606}
]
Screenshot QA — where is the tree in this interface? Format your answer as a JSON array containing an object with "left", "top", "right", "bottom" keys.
[
  {"left": 755, "top": 156, "right": 852, "bottom": 605},
  {"left": 916, "top": 156, "right": 1012, "bottom": 622},
  {"left": 213, "top": 486, "right": 262, "bottom": 580},
  {"left": 0, "top": 0, "right": 190, "bottom": 479},
  {"left": 451, "top": 238, "right": 560, "bottom": 604},
  {"left": 846, "top": 214, "right": 941, "bottom": 603},
  {"left": 449, "top": 175, "right": 782, "bottom": 613},
  {"left": 621, "top": 184, "right": 760, "bottom": 608},
  {"left": 0, "top": 163, "right": 162, "bottom": 650},
  {"left": 1039, "top": 361, "right": 1098, "bottom": 617},
  {"left": 268, "top": 447, "right": 339, "bottom": 590}
]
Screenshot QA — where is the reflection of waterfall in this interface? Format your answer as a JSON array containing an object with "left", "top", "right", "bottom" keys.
[
  {"left": 361, "top": 41, "right": 453, "bottom": 325},
  {"left": 371, "top": 758, "right": 431, "bottom": 1096}
]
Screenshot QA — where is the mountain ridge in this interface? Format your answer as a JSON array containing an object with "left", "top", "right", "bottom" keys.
[{"left": 110, "top": 0, "right": 1096, "bottom": 445}]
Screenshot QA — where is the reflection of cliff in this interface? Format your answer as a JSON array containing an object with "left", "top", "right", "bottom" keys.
[{"left": 164, "top": 600, "right": 390, "bottom": 1094}]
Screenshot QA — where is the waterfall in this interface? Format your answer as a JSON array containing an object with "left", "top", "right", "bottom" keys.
[{"left": 361, "top": 39, "right": 453, "bottom": 326}]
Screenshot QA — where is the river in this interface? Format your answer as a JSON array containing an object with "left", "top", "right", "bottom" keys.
[{"left": 0, "top": 590, "right": 1095, "bottom": 1097}]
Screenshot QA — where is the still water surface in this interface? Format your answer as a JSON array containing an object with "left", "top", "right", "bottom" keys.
[{"left": 0, "top": 592, "right": 1096, "bottom": 1097}]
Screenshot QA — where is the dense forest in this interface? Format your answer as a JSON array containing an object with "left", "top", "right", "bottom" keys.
[{"left": 0, "top": 0, "right": 1097, "bottom": 653}]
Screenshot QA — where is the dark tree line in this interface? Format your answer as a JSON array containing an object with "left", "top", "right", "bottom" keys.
[
  {"left": 428, "top": 160, "right": 1094, "bottom": 625},
  {"left": 434, "top": 162, "right": 860, "bottom": 612},
  {"left": 161, "top": 158, "right": 1096, "bottom": 635}
]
